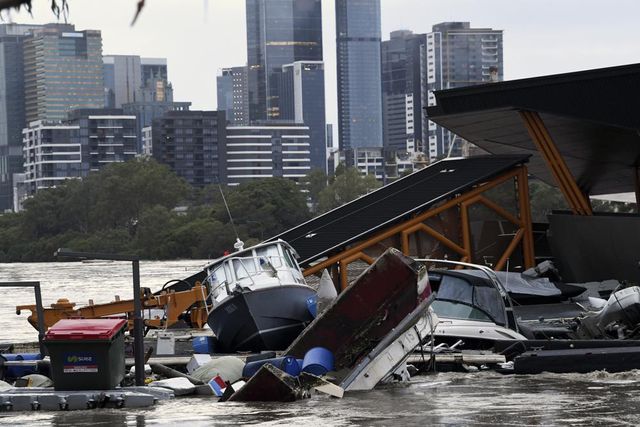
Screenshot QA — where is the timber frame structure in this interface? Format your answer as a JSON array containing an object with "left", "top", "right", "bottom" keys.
[
  {"left": 271, "top": 155, "right": 536, "bottom": 292},
  {"left": 301, "top": 164, "right": 535, "bottom": 290}
]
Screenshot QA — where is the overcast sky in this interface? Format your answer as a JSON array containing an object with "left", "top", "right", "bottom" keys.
[{"left": 6, "top": 0, "right": 640, "bottom": 130}]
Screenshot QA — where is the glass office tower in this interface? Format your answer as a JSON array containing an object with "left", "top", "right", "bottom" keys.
[
  {"left": 281, "top": 61, "right": 327, "bottom": 172},
  {"left": 335, "top": 0, "right": 383, "bottom": 150},
  {"left": 0, "top": 24, "right": 41, "bottom": 211},
  {"left": 23, "top": 24, "right": 104, "bottom": 124},
  {"left": 246, "top": 0, "right": 323, "bottom": 121}
]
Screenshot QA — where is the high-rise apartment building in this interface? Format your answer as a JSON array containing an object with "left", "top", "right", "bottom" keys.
[
  {"left": 225, "top": 123, "right": 311, "bottom": 186},
  {"left": 425, "top": 22, "right": 503, "bottom": 158},
  {"left": 151, "top": 110, "right": 227, "bottom": 188},
  {"left": 21, "top": 109, "right": 137, "bottom": 199},
  {"left": 217, "top": 66, "right": 249, "bottom": 125},
  {"left": 280, "top": 61, "right": 326, "bottom": 172},
  {"left": 335, "top": 0, "right": 383, "bottom": 150},
  {"left": 0, "top": 23, "right": 41, "bottom": 211},
  {"left": 246, "top": 0, "right": 323, "bottom": 121},
  {"left": 123, "top": 79, "right": 191, "bottom": 153},
  {"left": 23, "top": 24, "right": 105, "bottom": 124},
  {"left": 381, "top": 30, "right": 427, "bottom": 154}
]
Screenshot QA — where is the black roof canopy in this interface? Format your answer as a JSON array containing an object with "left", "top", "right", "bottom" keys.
[
  {"left": 271, "top": 155, "right": 529, "bottom": 267},
  {"left": 426, "top": 63, "right": 640, "bottom": 196}
]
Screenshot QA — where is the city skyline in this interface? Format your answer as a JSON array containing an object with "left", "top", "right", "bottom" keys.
[{"left": 5, "top": 0, "right": 640, "bottom": 142}]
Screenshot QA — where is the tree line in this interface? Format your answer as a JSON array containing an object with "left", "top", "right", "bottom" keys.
[
  {"left": 0, "top": 159, "right": 380, "bottom": 262},
  {"left": 1, "top": 158, "right": 634, "bottom": 263}
]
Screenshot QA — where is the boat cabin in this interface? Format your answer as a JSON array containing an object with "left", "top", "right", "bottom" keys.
[
  {"left": 204, "top": 240, "right": 307, "bottom": 304},
  {"left": 429, "top": 269, "right": 516, "bottom": 331}
]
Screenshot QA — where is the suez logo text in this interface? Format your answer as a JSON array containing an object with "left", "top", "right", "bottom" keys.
[
  {"left": 63, "top": 353, "right": 98, "bottom": 373},
  {"left": 66, "top": 355, "right": 94, "bottom": 363}
]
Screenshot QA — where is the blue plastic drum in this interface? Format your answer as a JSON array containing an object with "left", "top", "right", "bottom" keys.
[
  {"left": 242, "top": 356, "right": 302, "bottom": 378},
  {"left": 301, "top": 347, "right": 334, "bottom": 376},
  {"left": 1, "top": 353, "right": 42, "bottom": 378},
  {"left": 306, "top": 295, "right": 318, "bottom": 318}
]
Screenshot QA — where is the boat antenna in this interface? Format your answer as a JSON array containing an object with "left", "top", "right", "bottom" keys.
[{"left": 218, "top": 184, "right": 243, "bottom": 251}]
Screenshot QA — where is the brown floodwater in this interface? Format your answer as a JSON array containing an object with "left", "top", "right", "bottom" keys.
[{"left": 1, "top": 261, "right": 638, "bottom": 426}]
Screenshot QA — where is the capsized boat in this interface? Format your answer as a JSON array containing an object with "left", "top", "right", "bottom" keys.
[
  {"left": 285, "top": 248, "right": 434, "bottom": 388},
  {"left": 203, "top": 240, "right": 316, "bottom": 353}
]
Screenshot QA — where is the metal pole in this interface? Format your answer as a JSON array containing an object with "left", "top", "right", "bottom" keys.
[
  {"left": 132, "top": 260, "right": 145, "bottom": 386},
  {"left": 0, "top": 282, "right": 47, "bottom": 356},
  {"left": 33, "top": 282, "right": 46, "bottom": 356}
]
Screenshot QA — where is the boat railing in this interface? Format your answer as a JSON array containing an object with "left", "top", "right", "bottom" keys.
[
  {"left": 414, "top": 258, "right": 509, "bottom": 297},
  {"left": 203, "top": 254, "right": 300, "bottom": 310}
]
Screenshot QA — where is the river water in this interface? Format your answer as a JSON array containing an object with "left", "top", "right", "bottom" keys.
[{"left": 1, "top": 261, "right": 639, "bottom": 426}]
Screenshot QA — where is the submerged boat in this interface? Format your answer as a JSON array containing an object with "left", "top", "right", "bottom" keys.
[
  {"left": 286, "top": 248, "right": 434, "bottom": 388},
  {"left": 418, "top": 259, "right": 527, "bottom": 350},
  {"left": 203, "top": 240, "right": 316, "bottom": 353}
]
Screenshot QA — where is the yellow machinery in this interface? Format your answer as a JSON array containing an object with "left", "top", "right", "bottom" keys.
[{"left": 16, "top": 283, "right": 211, "bottom": 332}]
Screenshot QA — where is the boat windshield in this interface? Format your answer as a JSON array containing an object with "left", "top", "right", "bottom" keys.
[
  {"left": 434, "top": 273, "right": 506, "bottom": 326},
  {"left": 233, "top": 257, "right": 258, "bottom": 280},
  {"left": 432, "top": 300, "right": 493, "bottom": 322},
  {"left": 256, "top": 245, "right": 284, "bottom": 269}
]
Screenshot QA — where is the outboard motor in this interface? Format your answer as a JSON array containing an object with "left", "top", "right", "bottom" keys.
[{"left": 577, "top": 286, "right": 640, "bottom": 339}]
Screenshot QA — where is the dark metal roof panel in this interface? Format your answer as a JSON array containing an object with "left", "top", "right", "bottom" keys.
[
  {"left": 427, "top": 63, "right": 640, "bottom": 130},
  {"left": 427, "top": 64, "right": 640, "bottom": 195},
  {"left": 271, "top": 155, "right": 530, "bottom": 266}
]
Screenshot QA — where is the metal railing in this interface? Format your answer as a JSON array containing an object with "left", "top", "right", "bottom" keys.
[{"left": 204, "top": 254, "right": 299, "bottom": 308}]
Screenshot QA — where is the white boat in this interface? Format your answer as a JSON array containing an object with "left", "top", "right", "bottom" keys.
[
  {"left": 203, "top": 240, "right": 316, "bottom": 352},
  {"left": 341, "top": 305, "right": 439, "bottom": 391},
  {"left": 416, "top": 259, "right": 527, "bottom": 348}
]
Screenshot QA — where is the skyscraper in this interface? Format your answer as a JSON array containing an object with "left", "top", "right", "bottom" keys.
[
  {"left": 381, "top": 30, "right": 427, "bottom": 153},
  {"left": 425, "top": 22, "right": 503, "bottom": 158},
  {"left": 103, "top": 55, "right": 143, "bottom": 108},
  {"left": 0, "top": 23, "right": 41, "bottom": 211},
  {"left": 280, "top": 61, "right": 326, "bottom": 171},
  {"left": 217, "top": 66, "right": 249, "bottom": 125},
  {"left": 246, "top": 0, "right": 323, "bottom": 121},
  {"left": 141, "top": 57, "right": 168, "bottom": 84},
  {"left": 23, "top": 24, "right": 105, "bottom": 124},
  {"left": 335, "top": 0, "right": 383, "bottom": 150}
]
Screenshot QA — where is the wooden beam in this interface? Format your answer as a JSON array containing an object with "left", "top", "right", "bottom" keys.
[
  {"left": 343, "top": 252, "right": 375, "bottom": 266},
  {"left": 521, "top": 111, "right": 582, "bottom": 213},
  {"left": 405, "top": 223, "right": 467, "bottom": 256},
  {"left": 339, "top": 261, "right": 348, "bottom": 291},
  {"left": 517, "top": 168, "right": 536, "bottom": 268},
  {"left": 303, "top": 167, "right": 523, "bottom": 277},
  {"left": 401, "top": 230, "right": 410, "bottom": 255},
  {"left": 460, "top": 203, "right": 472, "bottom": 261},
  {"left": 474, "top": 196, "right": 522, "bottom": 227},
  {"left": 494, "top": 229, "right": 524, "bottom": 271},
  {"left": 520, "top": 110, "right": 592, "bottom": 215}
]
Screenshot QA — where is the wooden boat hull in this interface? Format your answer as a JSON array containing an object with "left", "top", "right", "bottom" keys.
[
  {"left": 285, "top": 248, "right": 433, "bottom": 379},
  {"left": 228, "top": 363, "right": 301, "bottom": 402}
]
